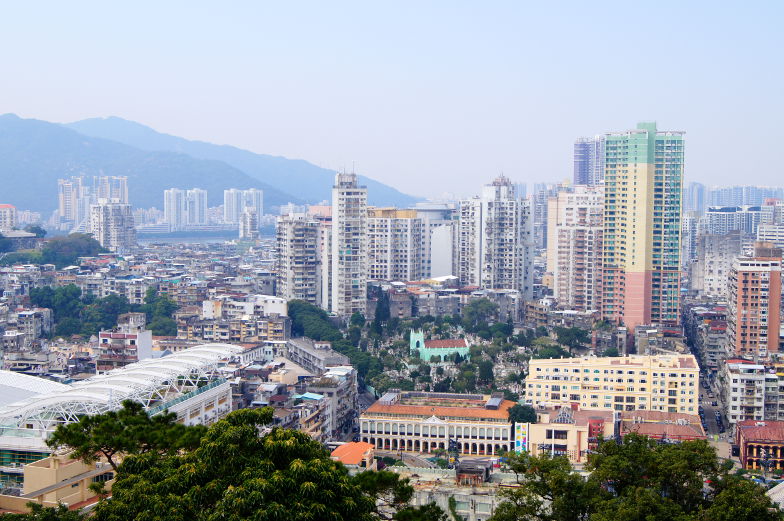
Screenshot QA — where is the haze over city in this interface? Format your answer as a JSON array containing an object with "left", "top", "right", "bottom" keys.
[
  {"left": 3, "top": 3, "right": 784, "bottom": 521},
  {"left": 1, "top": 1, "right": 783, "bottom": 197}
]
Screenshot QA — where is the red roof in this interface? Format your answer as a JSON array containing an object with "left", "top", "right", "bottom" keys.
[
  {"left": 0, "top": 204, "right": 15, "bottom": 209},
  {"left": 738, "top": 420, "right": 784, "bottom": 442},
  {"left": 424, "top": 339, "right": 468, "bottom": 349}
]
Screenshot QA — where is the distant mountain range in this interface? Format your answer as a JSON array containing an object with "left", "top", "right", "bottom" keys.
[
  {"left": 0, "top": 113, "right": 418, "bottom": 215},
  {"left": 65, "top": 116, "right": 418, "bottom": 208}
]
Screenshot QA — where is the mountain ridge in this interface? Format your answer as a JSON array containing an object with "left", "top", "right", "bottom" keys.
[
  {"left": 0, "top": 114, "right": 298, "bottom": 214},
  {"left": 65, "top": 116, "right": 419, "bottom": 207}
]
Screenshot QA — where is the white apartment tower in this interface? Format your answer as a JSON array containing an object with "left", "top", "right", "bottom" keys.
[
  {"left": 330, "top": 173, "right": 368, "bottom": 316},
  {"left": 367, "top": 208, "right": 425, "bottom": 282},
  {"left": 224, "top": 189, "right": 263, "bottom": 224},
  {"left": 89, "top": 200, "right": 136, "bottom": 253},
  {"left": 186, "top": 188, "right": 208, "bottom": 225},
  {"left": 0, "top": 204, "right": 17, "bottom": 233},
  {"left": 164, "top": 188, "right": 186, "bottom": 230},
  {"left": 457, "top": 176, "right": 533, "bottom": 297},
  {"left": 546, "top": 185, "right": 603, "bottom": 311},
  {"left": 224, "top": 189, "right": 244, "bottom": 223},
  {"left": 276, "top": 213, "right": 322, "bottom": 304},
  {"left": 94, "top": 176, "right": 128, "bottom": 203},
  {"left": 239, "top": 210, "right": 259, "bottom": 240},
  {"left": 414, "top": 202, "right": 457, "bottom": 277},
  {"left": 243, "top": 188, "right": 264, "bottom": 220},
  {"left": 57, "top": 177, "right": 88, "bottom": 224}
]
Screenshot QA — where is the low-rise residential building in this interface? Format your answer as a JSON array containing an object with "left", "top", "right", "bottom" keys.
[
  {"left": 330, "top": 441, "right": 376, "bottom": 470},
  {"left": 523, "top": 407, "right": 613, "bottom": 463},
  {"left": 95, "top": 312, "right": 153, "bottom": 373},
  {"left": 722, "top": 359, "right": 766, "bottom": 424},
  {"left": 360, "top": 391, "right": 515, "bottom": 456},
  {"left": 307, "top": 366, "right": 358, "bottom": 438},
  {"left": 285, "top": 338, "right": 350, "bottom": 375},
  {"left": 524, "top": 354, "right": 700, "bottom": 414}
]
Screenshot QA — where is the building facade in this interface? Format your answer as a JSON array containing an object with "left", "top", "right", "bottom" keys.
[
  {"left": 330, "top": 173, "right": 368, "bottom": 316},
  {"left": 276, "top": 213, "right": 321, "bottom": 304},
  {"left": 689, "top": 231, "right": 744, "bottom": 298},
  {"left": 573, "top": 135, "right": 605, "bottom": 186},
  {"left": 0, "top": 204, "right": 17, "bottom": 233},
  {"left": 457, "top": 176, "right": 533, "bottom": 298},
  {"left": 524, "top": 354, "right": 700, "bottom": 414},
  {"left": 601, "top": 122, "right": 684, "bottom": 329},
  {"left": 726, "top": 243, "right": 782, "bottom": 359},
  {"left": 89, "top": 200, "right": 136, "bottom": 253},
  {"left": 360, "top": 391, "right": 515, "bottom": 456},
  {"left": 546, "top": 185, "right": 603, "bottom": 311},
  {"left": 164, "top": 188, "right": 186, "bottom": 230},
  {"left": 367, "top": 208, "right": 425, "bottom": 282}
]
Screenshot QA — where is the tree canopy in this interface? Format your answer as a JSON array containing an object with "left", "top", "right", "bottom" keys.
[
  {"left": 553, "top": 326, "right": 591, "bottom": 354},
  {"left": 42, "top": 405, "right": 446, "bottom": 521},
  {"left": 40, "top": 233, "right": 107, "bottom": 268},
  {"left": 29, "top": 286, "right": 178, "bottom": 338},
  {"left": 462, "top": 298, "right": 499, "bottom": 333},
  {"left": 46, "top": 400, "right": 205, "bottom": 472},
  {"left": 490, "top": 433, "right": 781, "bottom": 521},
  {"left": 507, "top": 404, "right": 537, "bottom": 424}
]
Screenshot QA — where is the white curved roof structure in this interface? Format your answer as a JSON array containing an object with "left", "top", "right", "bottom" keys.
[
  {"left": 0, "top": 371, "right": 71, "bottom": 407},
  {"left": 0, "top": 343, "right": 242, "bottom": 434}
]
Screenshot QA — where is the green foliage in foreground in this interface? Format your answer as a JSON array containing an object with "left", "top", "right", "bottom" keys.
[
  {"left": 490, "top": 434, "right": 781, "bottom": 521},
  {"left": 32, "top": 404, "right": 444, "bottom": 521}
]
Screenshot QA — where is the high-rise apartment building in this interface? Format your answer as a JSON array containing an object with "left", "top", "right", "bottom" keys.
[
  {"left": 242, "top": 188, "right": 264, "bottom": 220},
  {"left": 681, "top": 211, "right": 700, "bottom": 268},
  {"left": 367, "top": 208, "right": 425, "bottom": 282},
  {"left": 57, "top": 177, "right": 88, "bottom": 224},
  {"left": 573, "top": 136, "right": 605, "bottom": 186},
  {"left": 89, "top": 200, "right": 136, "bottom": 253},
  {"left": 224, "top": 188, "right": 264, "bottom": 224},
  {"left": 458, "top": 176, "right": 533, "bottom": 298},
  {"left": 186, "top": 189, "right": 208, "bottom": 225},
  {"left": 330, "top": 173, "right": 368, "bottom": 316},
  {"left": 239, "top": 210, "right": 259, "bottom": 240},
  {"left": 223, "top": 189, "right": 244, "bottom": 223},
  {"left": 546, "top": 185, "right": 603, "bottom": 311},
  {"left": 708, "top": 186, "right": 784, "bottom": 207},
  {"left": 726, "top": 242, "right": 782, "bottom": 359},
  {"left": 689, "top": 231, "right": 744, "bottom": 298},
  {"left": 532, "top": 183, "right": 557, "bottom": 250},
  {"left": 684, "top": 182, "right": 706, "bottom": 214},
  {"left": 414, "top": 202, "right": 457, "bottom": 278},
  {"left": 704, "top": 206, "right": 763, "bottom": 236},
  {"left": 164, "top": 188, "right": 186, "bottom": 230},
  {"left": 94, "top": 176, "right": 128, "bottom": 204},
  {"left": 0, "top": 204, "right": 17, "bottom": 233},
  {"left": 276, "top": 213, "right": 321, "bottom": 304},
  {"left": 601, "top": 122, "right": 684, "bottom": 330}
]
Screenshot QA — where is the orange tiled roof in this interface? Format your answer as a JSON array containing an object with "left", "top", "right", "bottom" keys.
[
  {"left": 331, "top": 442, "right": 374, "bottom": 465},
  {"left": 365, "top": 399, "right": 515, "bottom": 420}
]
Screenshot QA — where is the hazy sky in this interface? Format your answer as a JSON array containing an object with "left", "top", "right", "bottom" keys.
[{"left": 1, "top": 1, "right": 782, "bottom": 199}]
